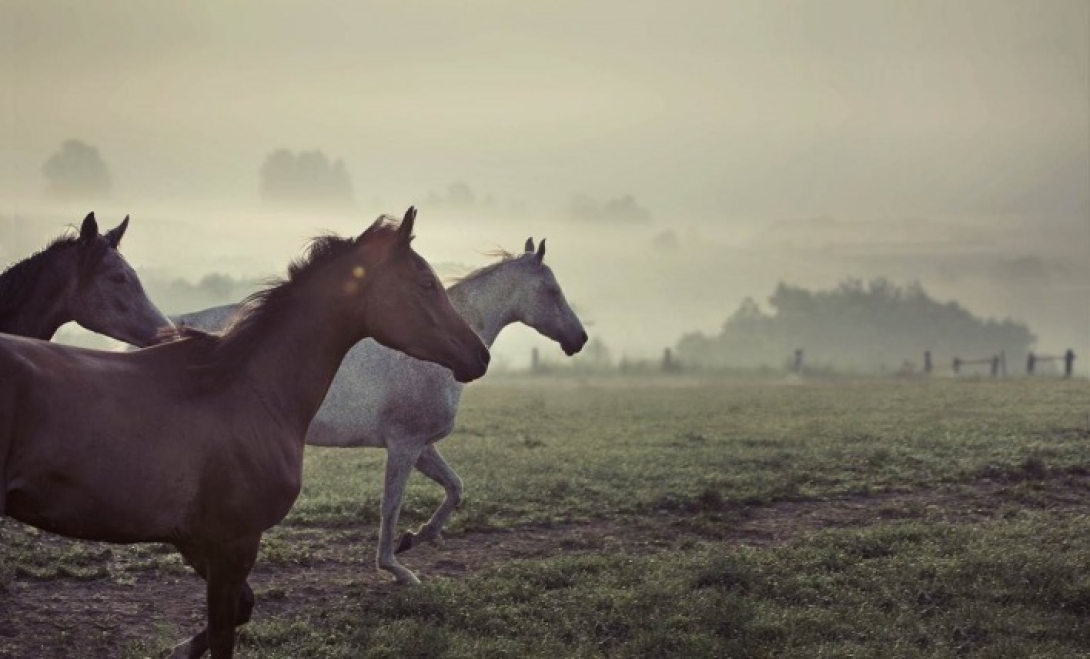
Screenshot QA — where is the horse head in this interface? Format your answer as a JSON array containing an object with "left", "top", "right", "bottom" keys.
[
  {"left": 510, "top": 238, "right": 588, "bottom": 356},
  {"left": 67, "top": 212, "right": 172, "bottom": 347},
  {"left": 350, "top": 207, "right": 490, "bottom": 382}
]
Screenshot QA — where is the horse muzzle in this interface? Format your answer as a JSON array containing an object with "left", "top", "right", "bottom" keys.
[
  {"left": 452, "top": 343, "right": 491, "bottom": 383},
  {"left": 561, "top": 330, "right": 589, "bottom": 356}
]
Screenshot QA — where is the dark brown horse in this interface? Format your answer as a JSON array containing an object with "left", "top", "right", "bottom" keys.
[
  {"left": 0, "top": 208, "right": 489, "bottom": 658},
  {"left": 0, "top": 211, "right": 171, "bottom": 345}
]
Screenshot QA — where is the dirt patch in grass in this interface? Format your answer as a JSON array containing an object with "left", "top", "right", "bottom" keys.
[{"left": 2, "top": 473, "right": 1088, "bottom": 658}]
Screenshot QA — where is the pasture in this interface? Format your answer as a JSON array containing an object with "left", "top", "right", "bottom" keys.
[{"left": 2, "top": 376, "right": 1089, "bottom": 658}]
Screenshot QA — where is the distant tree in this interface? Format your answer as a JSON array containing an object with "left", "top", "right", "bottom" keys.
[
  {"left": 195, "top": 273, "right": 236, "bottom": 300},
  {"left": 259, "top": 148, "right": 354, "bottom": 209},
  {"left": 652, "top": 229, "right": 679, "bottom": 251},
  {"left": 427, "top": 181, "right": 478, "bottom": 210},
  {"left": 142, "top": 271, "right": 263, "bottom": 315},
  {"left": 568, "top": 193, "right": 652, "bottom": 223},
  {"left": 446, "top": 181, "right": 475, "bottom": 207},
  {"left": 42, "top": 139, "right": 111, "bottom": 200}
]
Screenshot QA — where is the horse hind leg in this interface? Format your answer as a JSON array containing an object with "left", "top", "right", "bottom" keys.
[
  {"left": 167, "top": 542, "right": 210, "bottom": 658},
  {"left": 397, "top": 444, "right": 463, "bottom": 554}
]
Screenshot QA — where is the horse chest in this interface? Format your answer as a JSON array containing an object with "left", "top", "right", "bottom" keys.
[{"left": 200, "top": 433, "right": 303, "bottom": 535}]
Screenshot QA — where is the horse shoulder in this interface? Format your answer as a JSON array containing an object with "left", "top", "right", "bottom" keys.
[
  {"left": 0, "top": 335, "right": 72, "bottom": 391},
  {"left": 0, "top": 335, "right": 34, "bottom": 380}
]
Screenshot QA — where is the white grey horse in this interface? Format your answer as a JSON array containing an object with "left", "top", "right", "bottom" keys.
[{"left": 172, "top": 238, "right": 587, "bottom": 584}]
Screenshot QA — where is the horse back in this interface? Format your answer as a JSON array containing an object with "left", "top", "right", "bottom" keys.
[{"left": 0, "top": 335, "right": 298, "bottom": 543}]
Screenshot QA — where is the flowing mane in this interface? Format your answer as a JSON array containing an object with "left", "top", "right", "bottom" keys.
[
  {"left": 448, "top": 249, "right": 526, "bottom": 287},
  {"left": 0, "top": 232, "right": 108, "bottom": 329},
  {"left": 171, "top": 215, "right": 408, "bottom": 374}
]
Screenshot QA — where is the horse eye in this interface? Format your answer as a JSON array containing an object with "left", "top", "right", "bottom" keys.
[{"left": 421, "top": 279, "right": 436, "bottom": 290}]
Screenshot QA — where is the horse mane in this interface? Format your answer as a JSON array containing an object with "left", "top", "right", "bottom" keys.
[
  {"left": 165, "top": 215, "right": 406, "bottom": 375},
  {"left": 448, "top": 249, "right": 528, "bottom": 287},
  {"left": 0, "top": 231, "right": 109, "bottom": 329}
]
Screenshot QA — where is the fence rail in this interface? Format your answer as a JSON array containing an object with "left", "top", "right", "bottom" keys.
[{"left": 1027, "top": 350, "right": 1076, "bottom": 377}]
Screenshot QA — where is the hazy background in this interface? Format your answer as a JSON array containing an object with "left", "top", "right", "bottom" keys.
[{"left": 1, "top": 1, "right": 1087, "bottom": 372}]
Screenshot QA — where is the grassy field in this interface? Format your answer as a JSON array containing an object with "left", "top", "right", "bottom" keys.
[{"left": 2, "top": 376, "right": 1089, "bottom": 657}]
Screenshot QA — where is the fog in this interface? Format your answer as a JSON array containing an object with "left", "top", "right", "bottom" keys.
[{"left": 2, "top": 1, "right": 1087, "bottom": 372}]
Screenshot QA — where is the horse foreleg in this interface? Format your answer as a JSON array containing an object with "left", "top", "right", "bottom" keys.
[
  {"left": 171, "top": 539, "right": 258, "bottom": 659},
  {"left": 378, "top": 446, "right": 423, "bottom": 585},
  {"left": 204, "top": 538, "right": 260, "bottom": 659},
  {"left": 167, "top": 582, "right": 255, "bottom": 659},
  {"left": 397, "top": 444, "right": 462, "bottom": 554}
]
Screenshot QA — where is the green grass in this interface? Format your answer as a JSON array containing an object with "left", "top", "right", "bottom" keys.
[
  {"left": 239, "top": 509, "right": 1090, "bottom": 658},
  {"left": 294, "top": 377, "right": 1090, "bottom": 530},
  {"left": 3, "top": 376, "right": 1089, "bottom": 657}
]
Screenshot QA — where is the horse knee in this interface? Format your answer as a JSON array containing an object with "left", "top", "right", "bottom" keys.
[{"left": 236, "top": 584, "right": 255, "bottom": 626}]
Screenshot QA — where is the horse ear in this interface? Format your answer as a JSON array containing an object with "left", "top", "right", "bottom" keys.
[
  {"left": 79, "top": 212, "right": 98, "bottom": 243},
  {"left": 524, "top": 238, "right": 534, "bottom": 253},
  {"left": 104, "top": 215, "right": 129, "bottom": 249},
  {"left": 398, "top": 206, "right": 416, "bottom": 247},
  {"left": 535, "top": 238, "right": 546, "bottom": 263}
]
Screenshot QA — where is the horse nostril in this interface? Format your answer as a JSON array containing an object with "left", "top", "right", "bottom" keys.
[
  {"left": 479, "top": 345, "right": 491, "bottom": 366},
  {"left": 580, "top": 331, "right": 588, "bottom": 344}
]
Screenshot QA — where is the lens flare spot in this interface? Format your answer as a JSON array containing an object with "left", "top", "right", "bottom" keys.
[
  {"left": 353, "top": 266, "right": 366, "bottom": 279},
  {"left": 342, "top": 280, "right": 359, "bottom": 295}
]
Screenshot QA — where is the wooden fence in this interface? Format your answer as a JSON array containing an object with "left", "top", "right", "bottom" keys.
[{"left": 1026, "top": 350, "right": 1076, "bottom": 377}]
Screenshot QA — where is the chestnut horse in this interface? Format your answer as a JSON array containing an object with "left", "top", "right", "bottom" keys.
[
  {"left": 0, "top": 208, "right": 489, "bottom": 658},
  {"left": 175, "top": 238, "right": 587, "bottom": 585},
  {"left": 0, "top": 211, "right": 170, "bottom": 345}
]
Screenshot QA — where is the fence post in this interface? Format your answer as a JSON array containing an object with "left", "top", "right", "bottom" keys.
[
  {"left": 1027, "top": 352, "right": 1035, "bottom": 375},
  {"left": 924, "top": 350, "right": 932, "bottom": 375},
  {"left": 793, "top": 348, "right": 804, "bottom": 374},
  {"left": 1065, "top": 349, "right": 1075, "bottom": 378},
  {"left": 990, "top": 355, "right": 999, "bottom": 377},
  {"left": 953, "top": 357, "right": 961, "bottom": 375},
  {"left": 531, "top": 347, "right": 540, "bottom": 373}
]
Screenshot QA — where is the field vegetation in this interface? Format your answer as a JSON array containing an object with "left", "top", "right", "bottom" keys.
[{"left": 1, "top": 376, "right": 1088, "bottom": 658}]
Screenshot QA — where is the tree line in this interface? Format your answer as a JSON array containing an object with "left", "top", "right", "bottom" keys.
[{"left": 676, "top": 279, "right": 1035, "bottom": 373}]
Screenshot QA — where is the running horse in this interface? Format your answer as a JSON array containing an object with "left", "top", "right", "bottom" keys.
[
  {"left": 0, "top": 211, "right": 171, "bottom": 345},
  {"left": 0, "top": 208, "right": 489, "bottom": 658},
  {"left": 175, "top": 237, "right": 588, "bottom": 585}
]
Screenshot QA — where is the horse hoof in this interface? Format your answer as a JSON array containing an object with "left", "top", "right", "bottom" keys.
[
  {"left": 395, "top": 532, "right": 415, "bottom": 554},
  {"left": 167, "top": 640, "right": 196, "bottom": 659}
]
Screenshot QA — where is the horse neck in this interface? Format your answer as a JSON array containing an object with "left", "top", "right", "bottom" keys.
[
  {"left": 447, "top": 266, "right": 520, "bottom": 348},
  {"left": 0, "top": 251, "right": 74, "bottom": 340},
  {"left": 232, "top": 292, "right": 362, "bottom": 435}
]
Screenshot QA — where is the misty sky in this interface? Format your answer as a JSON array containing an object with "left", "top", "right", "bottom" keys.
[{"left": 1, "top": 1, "right": 1088, "bottom": 368}]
